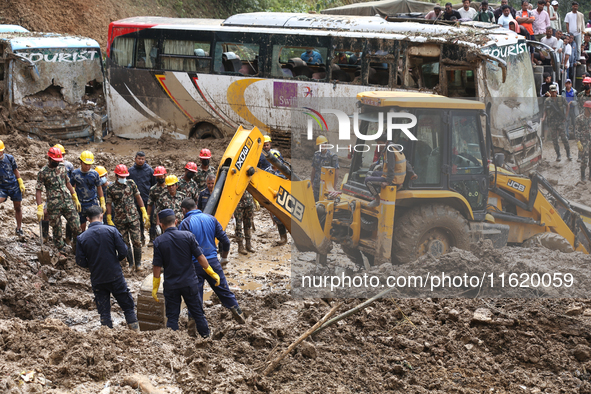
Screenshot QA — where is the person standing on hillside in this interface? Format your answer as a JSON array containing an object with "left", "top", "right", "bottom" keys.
[
  {"left": 564, "top": 2, "right": 585, "bottom": 62},
  {"left": 195, "top": 149, "right": 216, "bottom": 191},
  {"left": 0, "top": 140, "right": 25, "bottom": 236},
  {"left": 36, "top": 147, "right": 82, "bottom": 253},
  {"left": 106, "top": 164, "right": 149, "bottom": 271},
  {"left": 70, "top": 151, "right": 105, "bottom": 232},
  {"left": 76, "top": 205, "right": 139, "bottom": 331},
  {"left": 128, "top": 151, "right": 154, "bottom": 246}
]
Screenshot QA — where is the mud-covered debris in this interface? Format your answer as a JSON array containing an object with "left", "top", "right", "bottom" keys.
[
  {"left": 573, "top": 345, "right": 591, "bottom": 362},
  {"left": 300, "top": 341, "right": 316, "bottom": 359},
  {"left": 472, "top": 308, "right": 493, "bottom": 323},
  {"left": 566, "top": 306, "right": 584, "bottom": 316}
]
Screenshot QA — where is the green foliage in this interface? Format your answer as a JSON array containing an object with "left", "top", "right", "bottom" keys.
[{"left": 215, "top": 0, "right": 345, "bottom": 16}]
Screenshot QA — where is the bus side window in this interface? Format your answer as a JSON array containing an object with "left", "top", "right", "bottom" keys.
[
  {"left": 271, "top": 45, "right": 327, "bottom": 81},
  {"left": 365, "top": 50, "right": 396, "bottom": 87},
  {"left": 135, "top": 38, "right": 157, "bottom": 69},
  {"left": 330, "top": 51, "right": 361, "bottom": 84},
  {"left": 405, "top": 45, "right": 441, "bottom": 90},
  {"left": 215, "top": 43, "right": 259, "bottom": 76},
  {"left": 111, "top": 37, "right": 135, "bottom": 68},
  {"left": 161, "top": 40, "right": 211, "bottom": 72}
]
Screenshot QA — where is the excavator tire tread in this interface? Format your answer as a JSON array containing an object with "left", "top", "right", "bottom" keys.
[{"left": 392, "top": 204, "right": 470, "bottom": 265}]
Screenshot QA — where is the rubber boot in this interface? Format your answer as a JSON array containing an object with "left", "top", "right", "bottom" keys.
[
  {"left": 276, "top": 224, "right": 288, "bottom": 246},
  {"left": 126, "top": 248, "right": 134, "bottom": 269},
  {"left": 566, "top": 143, "right": 572, "bottom": 161},
  {"left": 245, "top": 229, "right": 255, "bottom": 252},
  {"left": 582, "top": 167, "right": 587, "bottom": 183},
  {"left": 367, "top": 194, "right": 381, "bottom": 208},
  {"left": 134, "top": 247, "right": 142, "bottom": 270},
  {"left": 41, "top": 220, "right": 49, "bottom": 243},
  {"left": 230, "top": 305, "right": 246, "bottom": 324},
  {"left": 128, "top": 321, "right": 140, "bottom": 332},
  {"left": 554, "top": 143, "right": 561, "bottom": 162},
  {"left": 237, "top": 240, "right": 247, "bottom": 255},
  {"left": 187, "top": 318, "right": 197, "bottom": 337}
]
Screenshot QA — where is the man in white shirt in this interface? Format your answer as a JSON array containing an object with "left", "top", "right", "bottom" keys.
[
  {"left": 458, "top": 0, "right": 478, "bottom": 19},
  {"left": 565, "top": 2, "right": 585, "bottom": 56},
  {"left": 549, "top": 0, "right": 561, "bottom": 33},
  {"left": 498, "top": 5, "right": 515, "bottom": 28},
  {"left": 541, "top": 26, "right": 559, "bottom": 49}
]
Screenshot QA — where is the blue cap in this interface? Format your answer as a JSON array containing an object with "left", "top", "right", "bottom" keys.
[{"left": 158, "top": 209, "right": 175, "bottom": 221}]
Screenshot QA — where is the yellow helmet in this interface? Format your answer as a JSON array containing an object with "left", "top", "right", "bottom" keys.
[
  {"left": 263, "top": 135, "right": 272, "bottom": 143},
  {"left": 165, "top": 175, "right": 179, "bottom": 186},
  {"left": 53, "top": 144, "right": 66, "bottom": 154},
  {"left": 270, "top": 149, "right": 281, "bottom": 159},
  {"left": 316, "top": 135, "right": 328, "bottom": 145},
  {"left": 79, "top": 151, "right": 95, "bottom": 164},
  {"left": 95, "top": 165, "right": 107, "bottom": 177},
  {"left": 0, "top": 140, "right": 4, "bottom": 152}
]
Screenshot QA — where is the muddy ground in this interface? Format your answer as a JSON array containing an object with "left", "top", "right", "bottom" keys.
[{"left": 1, "top": 134, "right": 591, "bottom": 393}]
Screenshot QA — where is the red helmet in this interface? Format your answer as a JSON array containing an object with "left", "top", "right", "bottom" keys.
[
  {"left": 584, "top": 77, "right": 591, "bottom": 84},
  {"left": 185, "top": 162, "right": 198, "bottom": 172},
  {"left": 114, "top": 164, "right": 129, "bottom": 177},
  {"left": 153, "top": 166, "right": 167, "bottom": 176},
  {"left": 199, "top": 149, "right": 212, "bottom": 159},
  {"left": 584, "top": 101, "right": 591, "bottom": 109},
  {"left": 47, "top": 147, "right": 64, "bottom": 161}
]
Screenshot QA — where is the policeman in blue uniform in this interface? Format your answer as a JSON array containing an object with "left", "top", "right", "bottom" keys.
[
  {"left": 70, "top": 151, "right": 105, "bottom": 232},
  {"left": 179, "top": 198, "right": 246, "bottom": 331},
  {"left": 0, "top": 140, "right": 25, "bottom": 235},
  {"left": 75, "top": 205, "right": 139, "bottom": 331},
  {"left": 152, "top": 209, "right": 220, "bottom": 337}
]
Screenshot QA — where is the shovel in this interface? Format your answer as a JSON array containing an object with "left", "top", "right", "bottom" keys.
[{"left": 37, "top": 222, "right": 50, "bottom": 265}]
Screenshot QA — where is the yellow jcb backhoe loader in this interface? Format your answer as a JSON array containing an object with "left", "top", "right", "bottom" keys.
[{"left": 136, "top": 91, "right": 591, "bottom": 330}]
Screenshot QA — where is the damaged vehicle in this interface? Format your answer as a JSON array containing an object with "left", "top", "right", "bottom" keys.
[
  {"left": 6, "top": 31, "right": 107, "bottom": 141},
  {"left": 106, "top": 13, "right": 546, "bottom": 172}
]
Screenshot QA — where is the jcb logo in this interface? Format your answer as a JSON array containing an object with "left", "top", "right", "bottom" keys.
[
  {"left": 235, "top": 137, "right": 253, "bottom": 171},
  {"left": 277, "top": 186, "right": 304, "bottom": 222},
  {"left": 507, "top": 179, "right": 526, "bottom": 193}
]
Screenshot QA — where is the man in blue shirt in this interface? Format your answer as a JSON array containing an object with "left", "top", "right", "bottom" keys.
[
  {"left": 75, "top": 205, "right": 139, "bottom": 331},
  {"left": 70, "top": 151, "right": 105, "bottom": 232},
  {"left": 563, "top": 78, "right": 578, "bottom": 147},
  {"left": 152, "top": 209, "right": 220, "bottom": 337},
  {"left": 128, "top": 151, "right": 155, "bottom": 245},
  {"left": 0, "top": 140, "right": 25, "bottom": 235},
  {"left": 179, "top": 198, "right": 246, "bottom": 330},
  {"left": 300, "top": 49, "right": 323, "bottom": 65}
]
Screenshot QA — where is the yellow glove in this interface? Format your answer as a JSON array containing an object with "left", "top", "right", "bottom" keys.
[
  {"left": 106, "top": 214, "right": 115, "bottom": 226},
  {"left": 140, "top": 206, "right": 150, "bottom": 227},
  {"left": 254, "top": 199, "right": 260, "bottom": 211},
  {"left": 99, "top": 197, "right": 106, "bottom": 214},
  {"left": 72, "top": 193, "right": 81, "bottom": 212},
  {"left": 36, "top": 204, "right": 44, "bottom": 222},
  {"left": 17, "top": 178, "right": 25, "bottom": 194},
  {"left": 578, "top": 141, "right": 584, "bottom": 152},
  {"left": 152, "top": 276, "right": 161, "bottom": 302},
  {"left": 204, "top": 265, "right": 220, "bottom": 286}
]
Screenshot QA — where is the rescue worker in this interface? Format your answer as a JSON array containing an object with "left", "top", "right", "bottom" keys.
[
  {"left": 233, "top": 191, "right": 256, "bottom": 255},
  {"left": 365, "top": 134, "right": 416, "bottom": 208},
  {"left": 577, "top": 77, "right": 591, "bottom": 162},
  {"left": 541, "top": 84, "right": 571, "bottom": 161},
  {"left": 177, "top": 162, "right": 199, "bottom": 201},
  {"left": 152, "top": 209, "right": 220, "bottom": 337},
  {"left": 146, "top": 166, "right": 168, "bottom": 246},
  {"left": 70, "top": 151, "right": 105, "bottom": 232},
  {"left": 310, "top": 135, "right": 339, "bottom": 202},
  {"left": 76, "top": 205, "right": 139, "bottom": 331},
  {"left": 195, "top": 149, "right": 216, "bottom": 191},
  {"left": 106, "top": 164, "right": 150, "bottom": 271},
  {"left": 179, "top": 198, "right": 246, "bottom": 332},
  {"left": 35, "top": 147, "right": 82, "bottom": 252},
  {"left": 257, "top": 135, "right": 284, "bottom": 170},
  {"left": 128, "top": 151, "right": 155, "bottom": 246},
  {"left": 258, "top": 140, "right": 288, "bottom": 246},
  {"left": 0, "top": 140, "right": 25, "bottom": 235},
  {"left": 95, "top": 166, "right": 110, "bottom": 225},
  {"left": 576, "top": 101, "right": 591, "bottom": 182},
  {"left": 197, "top": 174, "right": 215, "bottom": 211},
  {"left": 157, "top": 175, "right": 186, "bottom": 224},
  {"left": 44, "top": 144, "right": 74, "bottom": 243}
]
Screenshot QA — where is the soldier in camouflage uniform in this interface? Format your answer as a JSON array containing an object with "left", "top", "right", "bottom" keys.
[
  {"left": 42, "top": 144, "right": 74, "bottom": 242},
  {"left": 542, "top": 85, "right": 571, "bottom": 161},
  {"left": 577, "top": 78, "right": 591, "bottom": 162},
  {"left": 106, "top": 164, "right": 150, "bottom": 271},
  {"left": 146, "top": 166, "right": 168, "bottom": 246},
  {"left": 156, "top": 175, "right": 186, "bottom": 224},
  {"left": 35, "top": 147, "right": 82, "bottom": 252},
  {"left": 576, "top": 101, "right": 591, "bottom": 182},
  {"left": 233, "top": 191, "right": 255, "bottom": 255},
  {"left": 177, "top": 162, "right": 199, "bottom": 201},
  {"left": 195, "top": 148, "right": 216, "bottom": 191}
]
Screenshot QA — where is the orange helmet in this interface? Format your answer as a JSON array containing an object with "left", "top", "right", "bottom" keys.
[
  {"left": 153, "top": 166, "right": 167, "bottom": 176},
  {"left": 114, "top": 164, "right": 129, "bottom": 177},
  {"left": 47, "top": 147, "right": 63, "bottom": 161},
  {"left": 185, "top": 162, "right": 198, "bottom": 172},
  {"left": 199, "top": 149, "right": 212, "bottom": 159}
]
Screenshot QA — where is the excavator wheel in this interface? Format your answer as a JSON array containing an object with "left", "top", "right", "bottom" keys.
[{"left": 392, "top": 204, "right": 470, "bottom": 265}]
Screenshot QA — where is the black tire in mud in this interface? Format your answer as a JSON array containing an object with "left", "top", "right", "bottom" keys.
[
  {"left": 191, "top": 122, "right": 223, "bottom": 139},
  {"left": 392, "top": 204, "right": 471, "bottom": 265}
]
